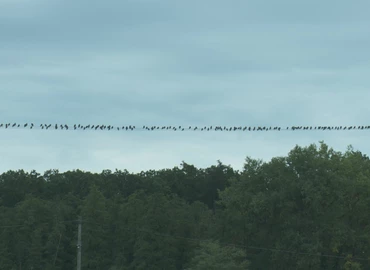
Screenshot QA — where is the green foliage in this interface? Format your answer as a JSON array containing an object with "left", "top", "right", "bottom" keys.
[
  {"left": 0, "top": 142, "right": 369, "bottom": 269},
  {"left": 185, "top": 240, "right": 249, "bottom": 270}
]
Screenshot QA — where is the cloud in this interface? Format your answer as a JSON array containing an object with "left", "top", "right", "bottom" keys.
[{"left": 1, "top": 0, "right": 370, "bottom": 174}]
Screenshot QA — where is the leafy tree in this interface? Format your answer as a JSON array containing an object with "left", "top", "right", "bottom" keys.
[
  {"left": 81, "top": 184, "right": 111, "bottom": 269},
  {"left": 1, "top": 142, "right": 370, "bottom": 269},
  {"left": 185, "top": 240, "right": 249, "bottom": 270}
]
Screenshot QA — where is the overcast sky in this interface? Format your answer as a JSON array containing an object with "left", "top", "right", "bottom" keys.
[{"left": 1, "top": 0, "right": 370, "bottom": 174}]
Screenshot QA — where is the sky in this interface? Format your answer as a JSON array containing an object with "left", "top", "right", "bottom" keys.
[{"left": 1, "top": 0, "right": 370, "bottom": 175}]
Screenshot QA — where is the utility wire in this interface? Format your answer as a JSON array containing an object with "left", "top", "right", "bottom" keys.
[
  {"left": 0, "top": 217, "right": 369, "bottom": 261},
  {"left": 0, "top": 219, "right": 78, "bottom": 228},
  {"left": 82, "top": 219, "right": 370, "bottom": 262},
  {"left": 1, "top": 123, "right": 370, "bottom": 132}
]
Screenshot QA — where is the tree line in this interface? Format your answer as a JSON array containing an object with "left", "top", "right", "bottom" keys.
[{"left": 0, "top": 141, "right": 369, "bottom": 269}]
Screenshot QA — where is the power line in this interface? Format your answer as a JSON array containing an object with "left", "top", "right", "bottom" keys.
[
  {"left": 0, "top": 219, "right": 78, "bottom": 229},
  {"left": 0, "top": 217, "right": 368, "bottom": 261},
  {"left": 82, "top": 219, "right": 370, "bottom": 262},
  {"left": 0, "top": 123, "right": 370, "bottom": 132}
]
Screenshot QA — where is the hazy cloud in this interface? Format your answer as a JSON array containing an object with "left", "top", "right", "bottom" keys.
[{"left": 1, "top": 0, "right": 370, "bottom": 174}]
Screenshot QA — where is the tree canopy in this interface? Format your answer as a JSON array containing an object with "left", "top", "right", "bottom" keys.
[{"left": 0, "top": 141, "right": 369, "bottom": 269}]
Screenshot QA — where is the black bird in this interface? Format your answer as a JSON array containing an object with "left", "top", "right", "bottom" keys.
[
  {"left": 55, "top": 124, "right": 58, "bottom": 129},
  {"left": 12, "top": 123, "right": 16, "bottom": 127}
]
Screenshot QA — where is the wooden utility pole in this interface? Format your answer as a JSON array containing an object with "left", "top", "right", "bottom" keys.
[{"left": 77, "top": 216, "right": 82, "bottom": 270}]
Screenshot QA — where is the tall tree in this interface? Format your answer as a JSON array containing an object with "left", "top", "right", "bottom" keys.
[{"left": 185, "top": 240, "right": 249, "bottom": 270}]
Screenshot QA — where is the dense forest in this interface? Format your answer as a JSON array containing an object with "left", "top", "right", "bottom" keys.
[{"left": 1, "top": 141, "right": 369, "bottom": 270}]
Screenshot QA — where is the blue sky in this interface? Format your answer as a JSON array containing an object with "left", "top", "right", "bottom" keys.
[{"left": 1, "top": 0, "right": 370, "bottom": 174}]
